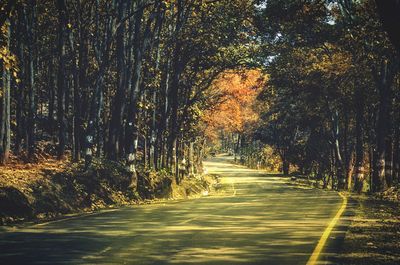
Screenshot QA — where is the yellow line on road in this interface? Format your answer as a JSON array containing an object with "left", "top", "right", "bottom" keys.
[{"left": 306, "top": 192, "right": 347, "bottom": 265}]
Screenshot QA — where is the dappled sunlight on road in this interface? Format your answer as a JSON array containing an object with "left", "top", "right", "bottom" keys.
[
  {"left": 203, "top": 156, "right": 273, "bottom": 176},
  {"left": 0, "top": 156, "right": 347, "bottom": 265}
]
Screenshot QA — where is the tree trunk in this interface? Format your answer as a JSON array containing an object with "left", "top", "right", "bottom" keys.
[
  {"left": 331, "top": 110, "right": 346, "bottom": 189},
  {"left": 354, "top": 85, "right": 365, "bottom": 193},
  {"left": 393, "top": 125, "right": 400, "bottom": 184},
  {"left": 346, "top": 150, "right": 355, "bottom": 190},
  {"left": 0, "top": 20, "right": 11, "bottom": 165},
  {"left": 65, "top": 3, "right": 82, "bottom": 162},
  {"left": 27, "top": 2, "right": 36, "bottom": 161},
  {"left": 149, "top": 40, "right": 162, "bottom": 169},
  {"left": 56, "top": 0, "right": 67, "bottom": 159},
  {"left": 125, "top": 1, "right": 159, "bottom": 182},
  {"left": 385, "top": 138, "right": 393, "bottom": 187},
  {"left": 156, "top": 55, "right": 171, "bottom": 169},
  {"left": 75, "top": 6, "right": 88, "bottom": 162},
  {"left": 108, "top": 0, "right": 126, "bottom": 160},
  {"left": 372, "top": 59, "right": 395, "bottom": 192},
  {"left": 282, "top": 158, "right": 289, "bottom": 175},
  {"left": 15, "top": 40, "right": 24, "bottom": 154},
  {"left": 125, "top": 2, "right": 145, "bottom": 184},
  {"left": 48, "top": 59, "right": 55, "bottom": 133}
]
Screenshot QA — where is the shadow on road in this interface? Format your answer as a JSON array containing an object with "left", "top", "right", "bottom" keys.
[{"left": 0, "top": 156, "right": 347, "bottom": 265}]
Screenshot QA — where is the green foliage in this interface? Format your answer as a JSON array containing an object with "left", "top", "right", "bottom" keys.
[{"left": 254, "top": 0, "right": 400, "bottom": 191}]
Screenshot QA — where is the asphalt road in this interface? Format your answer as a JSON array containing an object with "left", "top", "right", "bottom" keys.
[{"left": 0, "top": 156, "right": 346, "bottom": 265}]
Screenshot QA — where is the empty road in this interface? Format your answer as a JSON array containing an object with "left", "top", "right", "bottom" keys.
[{"left": 0, "top": 156, "right": 347, "bottom": 265}]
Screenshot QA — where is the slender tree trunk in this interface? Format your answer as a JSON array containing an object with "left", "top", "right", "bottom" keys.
[
  {"left": 0, "top": 64, "right": 5, "bottom": 164},
  {"left": 167, "top": 68, "right": 180, "bottom": 173},
  {"left": 27, "top": 2, "right": 36, "bottom": 161},
  {"left": 188, "top": 142, "right": 195, "bottom": 176},
  {"left": 234, "top": 134, "right": 241, "bottom": 162},
  {"left": 150, "top": 35, "right": 162, "bottom": 169},
  {"left": 76, "top": 8, "right": 88, "bottom": 162},
  {"left": 48, "top": 59, "right": 55, "bottom": 132},
  {"left": 56, "top": 0, "right": 67, "bottom": 159},
  {"left": 15, "top": 7, "right": 26, "bottom": 154},
  {"left": 393, "top": 124, "right": 400, "bottom": 184},
  {"left": 331, "top": 110, "right": 346, "bottom": 189},
  {"left": 109, "top": 0, "right": 126, "bottom": 160},
  {"left": 156, "top": 56, "right": 171, "bottom": 169},
  {"left": 64, "top": 4, "right": 81, "bottom": 162},
  {"left": 346, "top": 150, "right": 355, "bottom": 190},
  {"left": 385, "top": 138, "right": 393, "bottom": 187},
  {"left": 174, "top": 138, "right": 179, "bottom": 183},
  {"left": 72, "top": 67, "right": 80, "bottom": 161},
  {"left": 354, "top": 85, "right": 365, "bottom": 192},
  {"left": 0, "top": 20, "right": 11, "bottom": 164},
  {"left": 15, "top": 43, "right": 24, "bottom": 154},
  {"left": 125, "top": 2, "right": 145, "bottom": 183}
]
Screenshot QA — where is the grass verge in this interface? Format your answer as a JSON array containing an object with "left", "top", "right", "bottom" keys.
[
  {"left": 0, "top": 158, "right": 215, "bottom": 226},
  {"left": 332, "top": 195, "right": 400, "bottom": 265}
]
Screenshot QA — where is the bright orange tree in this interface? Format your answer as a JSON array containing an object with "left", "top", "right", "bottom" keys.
[{"left": 202, "top": 69, "right": 267, "bottom": 144}]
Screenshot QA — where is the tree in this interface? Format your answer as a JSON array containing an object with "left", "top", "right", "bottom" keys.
[
  {"left": 0, "top": 0, "right": 256, "bottom": 192},
  {"left": 0, "top": 20, "right": 12, "bottom": 164},
  {"left": 254, "top": 0, "right": 399, "bottom": 191}
]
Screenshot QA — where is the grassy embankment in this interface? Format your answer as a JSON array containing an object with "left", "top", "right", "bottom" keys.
[{"left": 0, "top": 158, "right": 215, "bottom": 225}]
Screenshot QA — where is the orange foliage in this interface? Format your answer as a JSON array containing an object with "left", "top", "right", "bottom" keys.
[{"left": 203, "top": 69, "right": 267, "bottom": 140}]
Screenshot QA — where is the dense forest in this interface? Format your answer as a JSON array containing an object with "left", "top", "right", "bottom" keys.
[
  {"left": 0, "top": 0, "right": 256, "bottom": 186},
  {"left": 1, "top": 0, "right": 400, "bottom": 194},
  {"left": 2, "top": 2, "right": 400, "bottom": 264},
  {"left": 208, "top": 0, "right": 400, "bottom": 194},
  {"left": 253, "top": 0, "right": 400, "bottom": 193}
]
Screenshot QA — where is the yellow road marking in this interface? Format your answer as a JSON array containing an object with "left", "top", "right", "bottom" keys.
[{"left": 306, "top": 192, "right": 347, "bottom": 265}]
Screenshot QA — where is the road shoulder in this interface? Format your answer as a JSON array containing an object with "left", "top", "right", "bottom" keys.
[{"left": 329, "top": 195, "right": 400, "bottom": 265}]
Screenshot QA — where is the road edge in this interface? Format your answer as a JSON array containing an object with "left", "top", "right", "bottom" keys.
[{"left": 306, "top": 192, "right": 348, "bottom": 265}]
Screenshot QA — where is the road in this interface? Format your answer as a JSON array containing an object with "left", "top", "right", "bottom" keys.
[{"left": 0, "top": 156, "right": 347, "bottom": 265}]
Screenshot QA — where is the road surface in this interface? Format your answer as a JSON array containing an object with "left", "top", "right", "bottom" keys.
[{"left": 0, "top": 156, "right": 347, "bottom": 265}]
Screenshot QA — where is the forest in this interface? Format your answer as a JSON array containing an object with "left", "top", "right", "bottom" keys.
[
  {"left": 1, "top": 0, "right": 400, "bottom": 194},
  {"left": 0, "top": 0, "right": 258, "bottom": 187},
  {"left": 213, "top": 0, "right": 400, "bottom": 194},
  {"left": 1, "top": 1, "right": 400, "bottom": 264}
]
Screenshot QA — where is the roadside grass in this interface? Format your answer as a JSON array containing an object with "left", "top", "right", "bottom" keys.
[
  {"left": 0, "top": 158, "right": 215, "bottom": 226},
  {"left": 281, "top": 173, "right": 400, "bottom": 265},
  {"left": 332, "top": 196, "right": 400, "bottom": 265}
]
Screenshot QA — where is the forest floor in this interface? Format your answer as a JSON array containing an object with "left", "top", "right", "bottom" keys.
[{"left": 0, "top": 156, "right": 215, "bottom": 226}]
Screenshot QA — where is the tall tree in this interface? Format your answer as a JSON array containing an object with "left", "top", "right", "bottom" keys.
[
  {"left": 27, "top": 0, "right": 36, "bottom": 160},
  {"left": 56, "top": 0, "right": 67, "bottom": 159},
  {"left": 0, "top": 20, "right": 11, "bottom": 164}
]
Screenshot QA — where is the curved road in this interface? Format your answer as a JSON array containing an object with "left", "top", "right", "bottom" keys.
[{"left": 0, "top": 156, "right": 346, "bottom": 265}]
